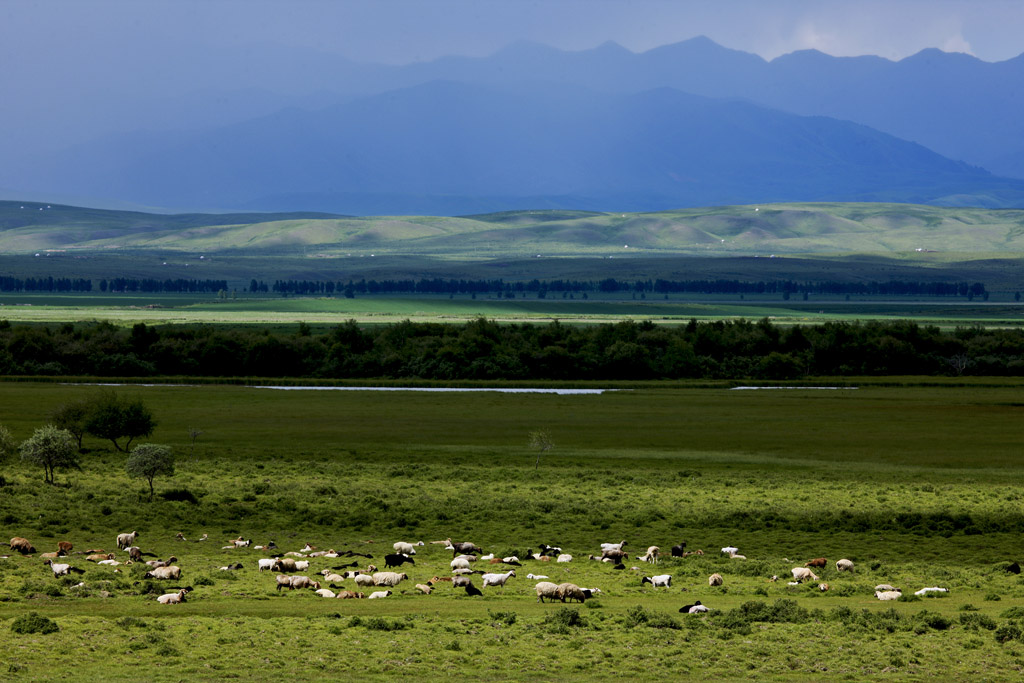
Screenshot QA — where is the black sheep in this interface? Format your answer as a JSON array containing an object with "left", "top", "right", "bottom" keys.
[
  {"left": 679, "top": 600, "right": 703, "bottom": 613},
  {"left": 384, "top": 553, "right": 415, "bottom": 568},
  {"left": 670, "top": 543, "right": 687, "bottom": 557},
  {"left": 464, "top": 582, "right": 483, "bottom": 597}
]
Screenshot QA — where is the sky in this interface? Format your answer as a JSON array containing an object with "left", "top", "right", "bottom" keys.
[{"left": 2, "top": 0, "right": 1023, "bottom": 66}]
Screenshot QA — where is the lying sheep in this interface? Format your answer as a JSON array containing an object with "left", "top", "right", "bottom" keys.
[
  {"left": 708, "top": 573, "right": 724, "bottom": 587},
  {"left": 146, "top": 556, "right": 178, "bottom": 568},
  {"left": 321, "top": 571, "right": 346, "bottom": 583},
  {"left": 556, "top": 554, "right": 573, "bottom": 563},
  {"left": 875, "top": 583, "right": 898, "bottom": 592},
  {"left": 354, "top": 574, "right": 375, "bottom": 588},
  {"left": 452, "top": 575, "right": 473, "bottom": 588},
  {"left": 415, "top": 583, "right": 432, "bottom": 595},
  {"left": 914, "top": 586, "right": 948, "bottom": 596},
  {"left": 679, "top": 600, "right": 705, "bottom": 613},
  {"left": 157, "top": 589, "right": 188, "bottom": 604},
  {"left": 384, "top": 553, "right": 415, "bottom": 568},
  {"left": 336, "top": 590, "right": 364, "bottom": 599},
  {"left": 368, "top": 590, "right": 392, "bottom": 599},
  {"left": 535, "top": 582, "right": 560, "bottom": 603},
  {"left": 87, "top": 553, "right": 116, "bottom": 562},
  {"left": 315, "top": 588, "right": 336, "bottom": 598},
  {"left": 451, "top": 557, "right": 472, "bottom": 571},
  {"left": 372, "top": 571, "right": 408, "bottom": 587},
  {"left": 875, "top": 590, "right": 902, "bottom": 601}
]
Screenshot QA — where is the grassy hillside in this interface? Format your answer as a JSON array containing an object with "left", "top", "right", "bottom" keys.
[{"left": 3, "top": 201, "right": 1024, "bottom": 257}]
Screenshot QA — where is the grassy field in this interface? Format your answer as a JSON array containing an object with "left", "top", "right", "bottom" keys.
[{"left": 2, "top": 382, "right": 1024, "bottom": 679}]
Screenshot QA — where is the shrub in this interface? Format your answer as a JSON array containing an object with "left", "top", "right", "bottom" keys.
[
  {"left": 116, "top": 616, "right": 148, "bottom": 630},
  {"left": 995, "top": 622, "right": 1022, "bottom": 643},
  {"left": 545, "top": 607, "right": 587, "bottom": 632},
  {"left": 11, "top": 613, "right": 59, "bottom": 634},
  {"left": 1000, "top": 607, "right": 1024, "bottom": 619},
  {"left": 160, "top": 488, "right": 199, "bottom": 504},
  {"left": 363, "top": 617, "right": 410, "bottom": 632},
  {"left": 959, "top": 613, "right": 997, "bottom": 631},
  {"left": 487, "top": 610, "right": 517, "bottom": 626}
]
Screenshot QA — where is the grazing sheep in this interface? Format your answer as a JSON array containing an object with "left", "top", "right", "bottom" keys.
[
  {"left": 452, "top": 576, "right": 473, "bottom": 588},
  {"left": 384, "top": 553, "right": 415, "bottom": 568},
  {"left": 273, "top": 558, "right": 298, "bottom": 573},
  {"left": 415, "top": 583, "right": 432, "bottom": 595},
  {"left": 791, "top": 567, "right": 819, "bottom": 582},
  {"left": 127, "top": 547, "right": 143, "bottom": 562},
  {"left": 145, "top": 566, "right": 182, "bottom": 580},
  {"left": 600, "top": 548, "right": 628, "bottom": 563},
  {"left": 600, "top": 541, "right": 627, "bottom": 552},
  {"left": 642, "top": 574, "right": 673, "bottom": 588},
  {"left": 501, "top": 556, "right": 521, "bottom": 566},
  {"left": 638, "top": 546, "right": 660, "bottom": 564},
  {"left": 117, "top": 532, "right": 138, "bottom": 550},
  {"left": 157, "top": 589, "right": 188, "bottom": 604},
  {"left": 463, "top": 582, "right": 483, "bottom": 597},
  {"left": 9, "top": 537, "right": 36, "bottom": 555},
  {"left": 57, "top": 541, "right": 73, "bottom": 555},
  {"left": 258, "top": 558, "right": 277, "bottom": 572},
  {"left": 315, "top": 588, "right": 337, "bottom": 598},
  {"left": 446, "top": 539, "right": 482, "bottom": 557},
  {"left": 708, "top": 573, "right": 724, "bottom": 587},
  {"left": 336, "top": 590, "right": 364, "bottom": 599},
  {"left": 482, "top": 570, "right": 516, "bottom": 587},
  {"left": 875, "top": 590, "right": 902, "bottom": 601},
  {"left": 914, "top": 587, "right": 949, "bottom": 596},
  {"left": 556, "top": 583, "right": 586, "bottom": 603},
  {"left": 451, "top": 557, "right": 472, "bottom": 571},
  {"left": 293, "top": 560, "right": 310, "bottom": 572},
  {"left": 372, "top": 571, "right": 408, "bottom": 588},
  {"left": 836, "top": 559, "right": 854, "bottom": 572},
  {"left": 805, "top": 557, "right": 827, "bottom": 569},
  {"left": 679, "top": 600, "right": 705, "bottom": 613},
  {"left": 535, "top": 581, "right": 560, "bottom": 603},
  {"left": 44, "top": 559, "right": 71, "bottom": 576},
  {"left": 393, "top": 541, "right": 423, "bottom": 555},
  {"left": 354, "top": 574, "right": 375, "bottom": 588},
  {"left": 277, "top": 575, "right": 320, "bottom": 591},
  {"left": 368, "top": 590, "right": 392, "bottom": 599},
  {"left": 556, "top": 554, "right": 573, "bottom": 563},
  {"left": 670, "top": 543, "right": 687, "bottom": 557},
  {"left": 818, "top": 583, "right": 830, "bottom": 592}
]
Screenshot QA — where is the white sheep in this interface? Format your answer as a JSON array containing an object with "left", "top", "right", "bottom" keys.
[
  {"left": 791, "top": 567, "right": 819, "bottom": 582},
  {"left": 145, "top": 566, "right": 181, "bottom": 580},
  {"left": 527, "top": 573, "right": 548, "bottom": 580},
  {"left": 479, "top": 553, "right": 495, "bottom": 561},
  {"left": 354, "top": 574, "right": 375, "bottom": 587},
  {"left": 482, "top": 570, "right": 516, "bottom": 587},
  {"left": 600, "top": 541, "right": 627, "bottom": 552},
  {"left": 258, "top": 558, "right": 277, "bottom": 571},
  {"left": 117, "top": 531, "right": 138, "bottom": 550},
  {"left": 556, "top": 554, "right": 573, "bottom": 563},
  {"left": 372, "top": 571, "right": 408, "bottom": 587},
  {"left": 393, "top": 541, "right": 423, "bottom": 555},
  {"left": 914, "top": 586, "right": 948, "bottom": 596},
  {"left": 875, "top": 583, "right": 898, "bottom": 591},
  {"left": 535, "top": 581, "right": 560, "bottom": 602},
  {"left": 875, "top": 590, "right": 902, "bottom": 601},
  {"left": 836, "top": 559, "right": 854, "bottom": 572},
  {"left": 294, "top": 560, "right": 310, "bottom": 571},
  {"left": 97, "top": 559, "right": 121, "bottom": 566},
  {"left": 451, "top": 557, "right": 471, "bottom": 571},
  {"left": 157, "top": 589, "right": 188, "bottom": 604},
  {"left": 708, "top": 573, "right": 724, "bottom": 587},
  {"left": 45, "top": 560, "right": 71, "bottom": 577},
  {"left": 642, "top": 574, "right": 673, "bottom": 587},
  {"left": 321, "top": 571, "right": 346, "bottom": 583},
  {"left": 638, "top": 546, "right": 660, "bottom": 564},
  {"left": 368, "top": 590, "right": 392, "bottom": 599},
  {"left": 721, "top": 546, "right": 738, "bottom": 555},
  {"left": 315, "top": 588, "right": 337, "bottom": 598},
  {"left": 415, "top": 583, "right": 432, "bottom": 594}
]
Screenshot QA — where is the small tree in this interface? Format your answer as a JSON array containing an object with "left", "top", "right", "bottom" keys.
[
  {"left": 20, "top": 425, "right": 79, "bottom": 485},
  {"left": 528, "top": 430, "right": 554, "bottom": 470},
  {"left": 126, "top": 443, "right": 174, "bottom": 501},
  {"left": 50, "top": 399, "right": 90, "bottom": 451},
  {"left": 188, "top": 427, "right": 203, "bottom": 460},
  {"left": 85, "top": 391, "right": 156, "bottom": 452}
]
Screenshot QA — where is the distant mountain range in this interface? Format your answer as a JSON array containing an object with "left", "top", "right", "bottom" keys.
[{"left": 4, "top": 37, "right": 1024, "bottom": 214}]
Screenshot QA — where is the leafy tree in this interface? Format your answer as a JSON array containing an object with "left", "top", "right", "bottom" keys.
[
  {"left": 528, "top": 430, "right": 554, "bottom": 470},
  {"left": 85, "top": 392, "right": 156, "bottom": 452},
  {"left": 20, "top": 425, "right": 78, "bottom": 484},
  {"left": 50, "top": 399, "right": 91, "bottom": 451},
  {"left": 126, "top": 443, "right": 174, "bottom": 501}
]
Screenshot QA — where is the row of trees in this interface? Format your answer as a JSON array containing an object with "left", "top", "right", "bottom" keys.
[
  {"left": 253, "top": 277, "right": 987, "bottom": 298},
  {"left": 2, "top": 317, "right": 1024, "bottom": 379},
  {"left": 1, "top": 394, "right": 171, "bottom": 498}
]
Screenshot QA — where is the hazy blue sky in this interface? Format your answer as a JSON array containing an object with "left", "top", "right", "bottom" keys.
[{"left": 3, "top": 0, "right": 1022, "bottom": 65}]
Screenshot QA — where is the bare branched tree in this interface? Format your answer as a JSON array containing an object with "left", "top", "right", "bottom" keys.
[{"left": 528, "top": 430, "right": 554, "bottom": 470}]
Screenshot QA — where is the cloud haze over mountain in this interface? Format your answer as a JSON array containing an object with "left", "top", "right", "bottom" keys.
[{"left": 1, "top": 1, "right": 1022, "bottom": 213}]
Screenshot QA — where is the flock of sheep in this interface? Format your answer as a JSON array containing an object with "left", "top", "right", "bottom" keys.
[{"left": 3, "top": 535, "right": 945, "bottom": 608}]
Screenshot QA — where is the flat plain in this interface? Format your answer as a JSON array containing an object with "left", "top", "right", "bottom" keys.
[{"left": 2, "top": 382, "right": 1024, "bottom": 680}]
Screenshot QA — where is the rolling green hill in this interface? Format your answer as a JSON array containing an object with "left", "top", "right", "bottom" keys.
[{"left": 3, "top": 201, "right": 1024, "bottom": 258}]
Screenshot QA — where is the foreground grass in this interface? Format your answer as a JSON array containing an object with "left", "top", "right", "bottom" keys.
[{"left": 2, "top": 382, "right": 1024, "bottom": 679}]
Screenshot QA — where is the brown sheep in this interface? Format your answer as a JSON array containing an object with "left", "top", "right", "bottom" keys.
[
  {"left": 57, "top": 541, "right": 73, "bottom": 555},
  {"left": 274, "top": 558, "right": 298, "bottom": 573},
  {"left": 556, "top": 582, "right": 586, "bottom": 603},
  {"left": 9, "top": 537, "right": 35, "bottom": 555},
  {"left": 708, "top": 573, "right": 724, "bottom": 587},
  {"left": 128, "top": 547, "right": 143, "bottom": 562},
  {"left": 336, "top": 590, "right": 365, "bottom": 599},
  {"left": 805, "top": 558, "right": 827, "bottom": 569}
]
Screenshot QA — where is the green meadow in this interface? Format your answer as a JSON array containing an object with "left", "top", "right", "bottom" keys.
[{"left": 3, "top": 382, "right": 1024, "bottom": 679}]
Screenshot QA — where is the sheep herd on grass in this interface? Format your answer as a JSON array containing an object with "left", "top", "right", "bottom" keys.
[{"left": 2, "top": 535, "right": 958, "bottom": 609}]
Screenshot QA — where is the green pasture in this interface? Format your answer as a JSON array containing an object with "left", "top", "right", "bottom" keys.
[
  {"left": 3, "top": 291, "right": 1024, "bottom": 327},
  {"left": 2, "top": 382, "right": 1024, "bottom": 678}
]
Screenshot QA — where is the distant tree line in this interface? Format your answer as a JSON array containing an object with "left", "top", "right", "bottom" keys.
[
  {"left": 0, "top": 276, "right": 93, "bottom": 292},
  {"left": 99, "top": 278, "right": 228, "bottom": 293},
  {"left": 253, "top": 277, "right": 987, "bottom": 299},
  {"left": 1, "top": 317, "right": 1023, "bottom": 379}
]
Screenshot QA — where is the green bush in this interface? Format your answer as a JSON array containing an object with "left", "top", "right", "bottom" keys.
[
  {"left": 994, "top": 622, "right": 1022, "bottom": 643},
  {"left": 11, "top": 613, "right": 59, "bottom": 634}
]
